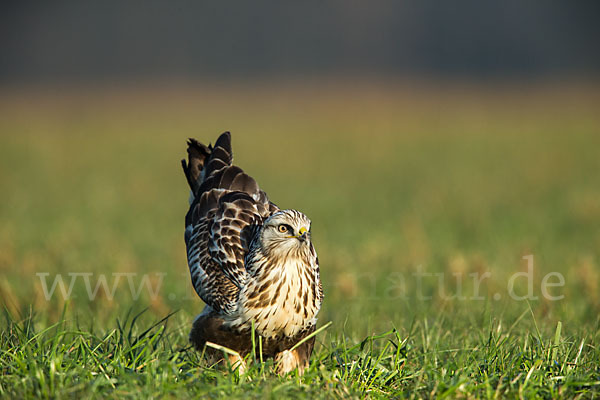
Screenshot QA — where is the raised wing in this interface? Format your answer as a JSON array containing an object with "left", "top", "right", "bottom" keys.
[{"left": 182, "top": 132, "right": 278, "bottom": 313}]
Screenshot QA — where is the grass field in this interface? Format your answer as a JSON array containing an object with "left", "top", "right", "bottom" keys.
[{"left": 1, "top": 80, "right": 599, "bottom": 398}]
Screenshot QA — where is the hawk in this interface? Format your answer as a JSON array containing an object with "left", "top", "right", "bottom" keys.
[{"left": 181, "top": 132, "right": 323, "bottom": 374}]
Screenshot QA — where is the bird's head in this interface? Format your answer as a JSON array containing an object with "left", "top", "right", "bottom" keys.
[{"left": 259, "top": 209, "right": 313, "bottom": 259}]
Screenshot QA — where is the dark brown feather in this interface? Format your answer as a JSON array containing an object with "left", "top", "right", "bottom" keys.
[
  {"left": 182, "top": 138, "right": 212, "bottom": 194},
  {"left": 183, "top": 133, "right": 278, "bottom": 313}
]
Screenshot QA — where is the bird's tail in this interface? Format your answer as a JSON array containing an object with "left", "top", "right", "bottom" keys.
[{"left": 182, "top": 132, "right": 233, "bottom": 198}]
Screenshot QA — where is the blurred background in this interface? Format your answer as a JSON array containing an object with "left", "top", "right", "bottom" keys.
[
  {"left": 2, "top": 1, "right": 600, "bottom": 82},
  {"left": 1, "top": 1, "right": 599, "bottom": 334}
]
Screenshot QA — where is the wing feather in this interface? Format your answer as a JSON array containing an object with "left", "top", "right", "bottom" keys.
[{"left": 182, "top": 132, "right": 278, "bottom": 313}]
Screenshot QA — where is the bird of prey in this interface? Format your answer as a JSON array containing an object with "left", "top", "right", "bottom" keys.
[{"left": 181, "top": 132, "right": 323, "bottom": 374}]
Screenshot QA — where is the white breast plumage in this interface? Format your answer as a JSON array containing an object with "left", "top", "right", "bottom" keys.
[{"left": 227, "top": 257, "right": 320, "bottom": 338}]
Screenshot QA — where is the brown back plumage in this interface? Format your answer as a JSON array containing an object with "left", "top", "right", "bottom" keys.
[{"left": 182, "top": 132, "right": 278, "bottom": 313}]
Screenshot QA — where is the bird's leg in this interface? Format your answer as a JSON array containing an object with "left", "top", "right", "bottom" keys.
[
  {"left": 274, "top": 349, "right": 308, "bottom": 375},
  {"left": 228, "top": 353, "right": 247, "bottom": 375}
]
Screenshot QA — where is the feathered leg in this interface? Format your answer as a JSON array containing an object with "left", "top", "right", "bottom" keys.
[{"left": 274, "top": 335, "right": 315, "bottom": 375}]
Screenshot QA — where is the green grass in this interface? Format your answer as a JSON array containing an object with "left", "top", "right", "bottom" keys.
[{"left": 1, "top": 80, "right": 599, "bottom": 398}]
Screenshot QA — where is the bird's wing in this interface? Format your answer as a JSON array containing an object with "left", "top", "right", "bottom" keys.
[{"left": 182, "top": 132, "right": 277, "bottom": 313}]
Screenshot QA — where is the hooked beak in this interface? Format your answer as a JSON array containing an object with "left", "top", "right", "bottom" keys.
[{"left": 297, "top": 227, "right": 308, "bottom": 242}]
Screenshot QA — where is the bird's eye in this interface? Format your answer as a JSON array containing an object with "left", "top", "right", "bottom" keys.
[{"left": 277, "top": 225, "right": 288, "bottom": 233}]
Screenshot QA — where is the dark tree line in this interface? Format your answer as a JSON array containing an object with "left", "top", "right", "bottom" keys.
[{"left": 1, "top": 0, "right": 599, "bottom": 83}]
